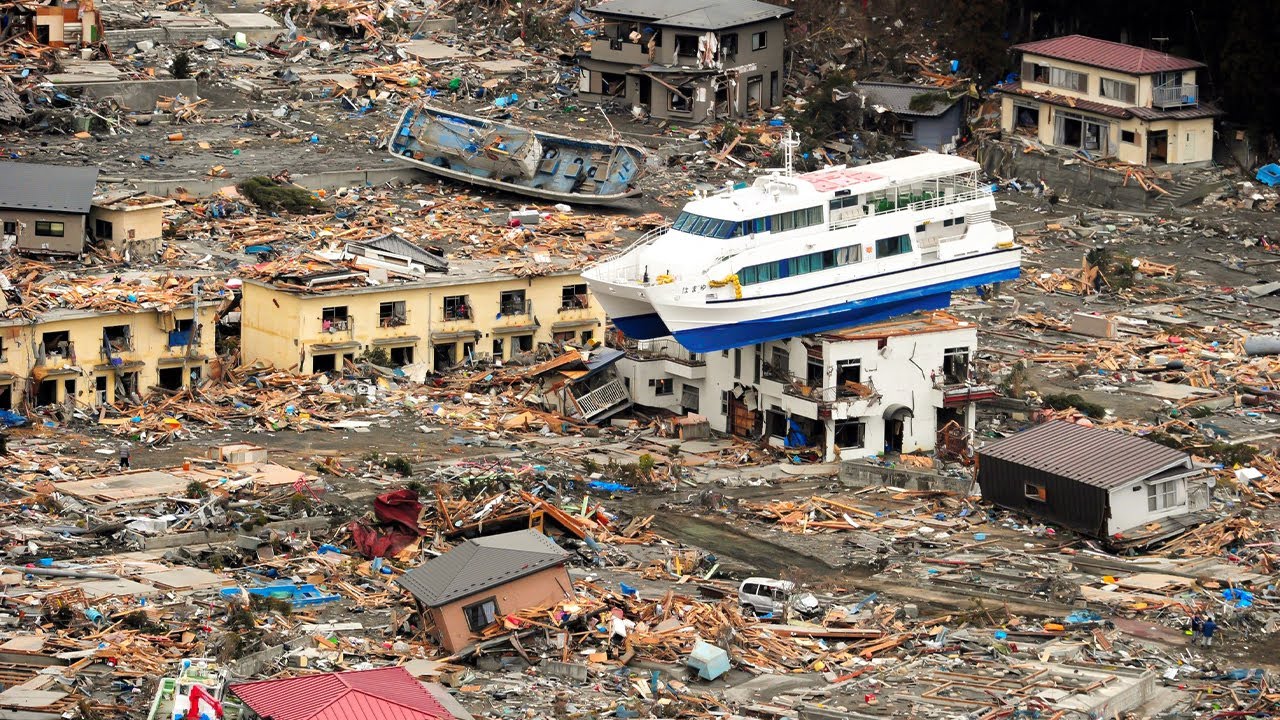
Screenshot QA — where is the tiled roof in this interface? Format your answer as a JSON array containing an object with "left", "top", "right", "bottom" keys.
[
  {"left": 1129, "top": 104, "right": 1223, "bottom": 121},
  {"left": 1012, "top": 35, "right": 1204, "bottom": 75},
  {"left": 977, "top": 421, "right": 1192, "bottom": 490},
  {"left": 229, "top": 668, "right": 455, "bottom": 720},
  {"left": 856, "top": 82, "right": 961, "bottom": 117},
  {"left": 995, "top": 81, "right": 1131, "bottom": 119},
  {"left": 397, "top": 529, "right": 569, "bottom": 607}
]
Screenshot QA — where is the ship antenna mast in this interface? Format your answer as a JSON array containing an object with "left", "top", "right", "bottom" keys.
[{"left": 781, "top": 129, "right": 799, "bottom": 177}]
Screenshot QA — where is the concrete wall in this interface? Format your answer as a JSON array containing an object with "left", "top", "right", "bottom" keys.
[
  {"left": 89, "top": 204, "right": 165, "bottom": 256},
  {"left": 114, "top": 166, "right": 431, "bottom": 199},
  {"left": 241, "top": 272, "right": 606, "bottom": 372},
  {"left": 0, "top": 303, "right": 217, "bottom": 409},
  {"left": 427, "top": 565, "right": 573, "bottom": 652},
  {"left": 976, "top": 140, "right": 1155, "bottom": 209},
  {"left": 0, "top": 209, "right": 85, "bottom": 256},
  {"left": 61, "top": 78, "right": 199, "bottom": 113},
  {"left": 840, "top": 461, "right": 974, "bottom": 493}
]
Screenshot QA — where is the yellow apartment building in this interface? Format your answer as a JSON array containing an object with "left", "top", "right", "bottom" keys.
[
  {"left": 240, "top": 258, "right": 607, "bottom": 373},
  {"left": 0, "top": 302, "right": 218, "bottom": 411},
  {"left": 997, "top": 35, "right": 1220, "bottom": 166}
]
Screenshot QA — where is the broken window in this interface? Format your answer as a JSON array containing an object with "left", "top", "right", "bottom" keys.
[
  {"left": 668, "top": 86, "right": 692, "bottom": 113},
  {"left": 600, "top": 72, "right": 626, "bottom": 97},
  {"left": 560, "top": 284, "right": 588, "bottom": 310},
  {"left": 581, "top": 329, "right": 594, "bottom": 344},
  {"left": 379, "top": 301, "right": 407, "bottom": 327},
  {"left": 553, "top": 330, "right": 575, "bottom": 344},
  {"left": 515, "top": 334, "right": 534, "bottom": 353},
  {"left": 1025, "top": 482, "right": 1047, "bottom": 502},
  {"left": 169, "top": 318, "right": 195, "bottom": 347},
  {"left": 492, "top": 338, "right": 504, "bottom": 359},
  {"left": 321, "top": 306, "right": 349, "bottom": 331},
  {"left": 119, "top": 372, "right": 139, "bottom": 398},
  {"left": 389, "top": 345, "right": 414, "bottom": 366},
  {"left": 836, "top": 360, "right": 862, "bottom": 392},
  {"left": 768, "top": 346, "right": 790, "bottom": 379},
  {"left": 499, "top": 290, "right": 527, "bottom": 316},
  {"left": 0, "top": 384, "right": 10, "bottom": 411},
  {"left": 719, "top": 32, "right": 738, "bottom": 60},
  {"left": 2, "top": 221, "right": 15, "bottom": 238},
  {"left": 311, "top": 353, "right": 337, "bottom": 373},
  {"left": 433, "top": 343, "right": 456, "bottom": 370},
  {"left": 673, "top": 34, "right": 699, "bottom": 60},
  {"left": 834, "top": 420, "right": 865, "bottom": 448},
  {"left": 42, "top": 330, "right": 70, "bottom": 358},
  {"left": 35, "top": 221, "right": 64, "bottom": 237},
  {"left": 94, "top": 219, "right": 113, "bottom": 240},
  {"left": 443, "top": 295, "right": 470, "bottom": 321},
  {"left": 806, "top": 359, "right": 823, "bottom": 388},
  {"left": 157, "top": 366, "right": 185, "bottom": 390},
  {"left": 1013, "top": 102, "right": 1040, "bottom": 129},
  {"left": 899, "top": 119, "right": 916, "bottom": 139},
  {"left": 1147, "top": 480, "right": 1180, "bottom": 511},
  {"left": 1053, "top": 111, "right": 1109, "bottom": 155},
  {"left": 103, "top": 324, "right": 132, "bottom": 353},
  {"left": 653, "top": 378, "right": 673, "bottom": 396},
  {"left": 462, "top": 597, "right": 498, "bottom": 632},
  {"left": 1099, "top": 78, "right": 1136, "bottom": 104},
  {"left": 1121, "top": 129, "right": 1138, "bottom": 144},
  {"left": 681, "top": 383, "right": 699, "bottom": 412},
  {"left": 942, "top": 347, "right": 970, "bottom": 384},
  {"left": 751, "top": 31, "right": 767, "bottom": 51}
]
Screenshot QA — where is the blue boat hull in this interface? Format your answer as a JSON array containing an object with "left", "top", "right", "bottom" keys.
[
  {"left": 611, "top": 312, "right": 671, "bottom": 340},
  {"left": 668, "top": 267, "right": 1020, "bottom": 353}
]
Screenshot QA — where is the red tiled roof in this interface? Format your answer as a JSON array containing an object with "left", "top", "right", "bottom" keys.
[
  {"left": 1012, "top": 35, "right": 1204, "bottom": 75},
  {"left": 994, "top": 81, "right": 1131, "bottom": 119},
  {"left": 230, "top": 668, "right": 455, "bottom": 720}
]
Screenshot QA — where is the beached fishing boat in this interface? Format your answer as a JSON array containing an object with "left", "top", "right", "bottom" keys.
[
  {"left": 388, "top": 105, "right": 645, "bottom": 204},
  {"left": 584, "top": 148, "right": 1021, "bottom": 352}
]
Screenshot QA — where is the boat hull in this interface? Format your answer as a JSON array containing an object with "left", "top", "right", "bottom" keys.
[
  {"left": 582, "top": 278, "right": 670, "bottom": 339},
  {"left": 388, "top": 106, "right": 645, "bottom": 206},
  {"left": 653, "top": 250, "right": 1020, "bottom": 352}
]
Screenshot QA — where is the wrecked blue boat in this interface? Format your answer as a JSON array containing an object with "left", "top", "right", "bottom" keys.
[{"left": 388, "top": 104, "right": 646, "bottom": 205}]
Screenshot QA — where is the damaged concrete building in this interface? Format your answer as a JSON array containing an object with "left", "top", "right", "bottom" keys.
[
  {"left": 618, "top": 313, "right": 990, "bottom": 461},
  {"left": 996, "top": 35, "right": 1220, "bottom": 165},
  {"left": 579, "top": 0, "right": 792, "bottom": 122}
]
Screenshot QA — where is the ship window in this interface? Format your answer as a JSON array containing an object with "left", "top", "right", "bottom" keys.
[
  {"left": 739, "top": 261, "right": 782, "bottom": 285},
  {"left": 829, "top": 195, "right": 860, "bottom": 210},
  {"left": 875, "top": 234, "right": 912, "bottom": 257},
  {"left": 672, "top": 212, "right": 745, "bottom": 238},
  {"left": 770, "top": 206, "right": 823, "bottom": 233}
]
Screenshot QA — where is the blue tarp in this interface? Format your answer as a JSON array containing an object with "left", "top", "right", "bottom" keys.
[
  {"left": 1223, "top": 588, "right": 1255, "bottom": 608},
  {"left": 785, "top": 418, "right": 808, "bottom": 448},
  {"left": 0, "top": 410, "right": 26, "bottom": 427}
]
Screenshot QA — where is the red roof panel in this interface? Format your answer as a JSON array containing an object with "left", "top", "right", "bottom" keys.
[
  {"left": 230, "top": 668, "right": 454, "bottom": 720},
  {"left": 1012, "top": 35, "right": 1204, "bottom": 75}
]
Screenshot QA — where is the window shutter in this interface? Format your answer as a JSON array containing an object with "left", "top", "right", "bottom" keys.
[
  {"left": 1076, "top": 72, "right": 1088, "bottom": 93},
  {"left": 1021, "top": 61, "right": 1033, "bottom": 80}
]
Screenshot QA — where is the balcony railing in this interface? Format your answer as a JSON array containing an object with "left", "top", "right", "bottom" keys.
[
  {"left": 624, "top": 337, "right": 703, "bottom": 365},
  {"left": 1152, "top": 83, "right": 1198, "bottom": 109},
  {"left": 574, "top": 378, "right": 629, "bottom": 419}
]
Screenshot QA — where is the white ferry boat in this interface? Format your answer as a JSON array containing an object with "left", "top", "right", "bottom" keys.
[{"left": 583, "top": 151, "right": 1020, "bottom": 353}]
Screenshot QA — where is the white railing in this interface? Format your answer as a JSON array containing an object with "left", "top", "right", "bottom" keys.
[
  {"left": 575, "top": 378, "right": 629, "bottom": 418},
  {"left": 1152, "top": 83, "right": 1198, "bottom": 109},
  {"left": 830, "top": 186, "right": 990, "bottom": 231},
  {"left": 630, "top": 337, "right": 702, "bottom": 364}
]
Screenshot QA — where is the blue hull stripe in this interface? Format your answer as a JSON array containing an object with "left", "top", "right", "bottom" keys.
[
  {"left": 612, "top": 312, "right": 671, "bottom": 340},
  {"left": 671, "top": 267, "right": 1020, "bottom": 353}
]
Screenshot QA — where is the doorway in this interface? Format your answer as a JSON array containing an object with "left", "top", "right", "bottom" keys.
[
  {"left": 638, "top": 76, "right": 652, "bottom": 107},
  {"left": 311, "top": 353, "right": 337, "bottom": 373},
  {"left": 883, "top": 405, "right": 912, "bottom": 453},
  {"left": 433, "top": 343, "right": 455, "bottom": 371},
  {"left": 95, "top": 376, "right": 108, "bottom": 405},
  {"left": 1148, "top": 130, "right": 1168, "bottom": 164},
  {"left": 746, "top": 76, "right": 763, "bottom": 109},
  {"left": 158, "top": 367, "right": 184, "bottom": 390},
  {"left": 36, "top": 380, "right": 57, "bottom": 406}
]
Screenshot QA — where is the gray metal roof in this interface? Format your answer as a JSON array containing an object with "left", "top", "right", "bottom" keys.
[
  {"left": 0, "top": 161, "right": 98, "bottom": 214},
  {"left": 977, "top": 420, "right": 1192, "bottom": 490},
  {"left": 856, "top": 82, "right": 960, "bottom": 117},
  {"left": 396, "top": 529, "right": 569, "bottom": 607},
  {"left": 353, "top": 234, "right": 449, "bottom": 271},
  {"left": 587, "top": 0, "right": 793, "bottom": 30}
]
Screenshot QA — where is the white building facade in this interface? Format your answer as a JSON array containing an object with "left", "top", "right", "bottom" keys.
[{"left": 617, "top": 313, "right": 992, "bottom": 461}]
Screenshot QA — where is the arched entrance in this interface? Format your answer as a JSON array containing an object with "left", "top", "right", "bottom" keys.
[{"left": 883, "top": 404, "right": 913, "bottom": 453}]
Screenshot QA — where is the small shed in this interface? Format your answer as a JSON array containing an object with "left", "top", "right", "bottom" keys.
[
  {"left": 396, "top": 529, "right": 573, "bottom": 652},
  {"left": 977, "top": 421, "right": 1210, "bottom": 543}
]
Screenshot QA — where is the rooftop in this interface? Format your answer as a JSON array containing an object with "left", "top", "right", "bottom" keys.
[
  {"left": 229, "top": 667, "right": 455, "bottom": 720},
  {"left": 396, "top": 529, "right": 569, "bottom": 607},
  {"left": 817, "top": 312, "right": 975, "bottom": 341},
  {"left": 856, "top": 82, "right": 962, "bottom": 117},
  {"left": 91, "top": 191, "right": 176, "bottom": 212},
  {"left": 0, "top": 161, "right": 99, "bottom": 214},
  {"left": 1012, "top": 35, "right": 1205, "bottom": 75},
  {"left": 977, "top": 420, "right": 1194, "bottom": 490},
  {"left": 586, "top": 0, "right": 793, "bottom": 31}
]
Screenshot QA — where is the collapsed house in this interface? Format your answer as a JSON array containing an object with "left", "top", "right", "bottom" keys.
[
  {"left": 618, "top": 313, "right": 991, "bottom": 461},
  {"left": 579, "top": 0, "right": 792, "bottom": 122}
]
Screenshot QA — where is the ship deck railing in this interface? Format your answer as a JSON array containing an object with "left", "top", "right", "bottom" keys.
[{"left": 829, "top": 185, "right": 991, "bottom": 231}]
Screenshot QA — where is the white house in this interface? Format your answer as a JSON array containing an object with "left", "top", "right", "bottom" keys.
[{"left": 616, "top": 312, "right": 991, "bottom": 461}]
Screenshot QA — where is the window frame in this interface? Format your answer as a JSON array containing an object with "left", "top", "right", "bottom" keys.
[
  {"left": 499, "top": 289, "right": 527, "bottom": 316},
  {"left": 442, "top": 295, "right": 471, "bottom": 321},
  {"left": 462, "top": 596, "right": 499, "bottom": 632},
  {"left": 35, "top": 221, "right": 65, "bottom": 237},
  {"left": 654, "top": 377, "right": 674, "bottom": 396},
  {"left": 751, "top": 30, "right": 767, "bottom": 51}
]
